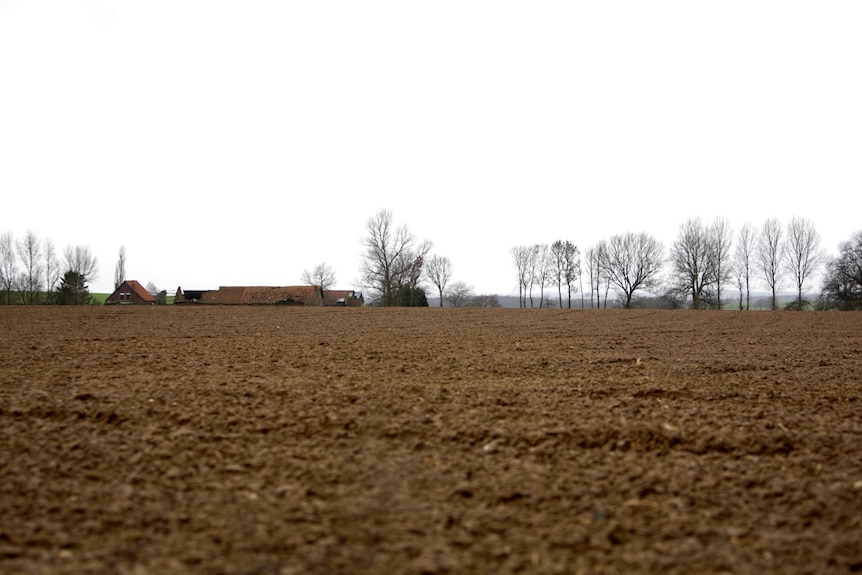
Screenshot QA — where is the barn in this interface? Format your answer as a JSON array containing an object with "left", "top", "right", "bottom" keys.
[
  {"left": 175, "top": 286, "right": 324, "bottom": 306},
  {"left": 105, "top": 280, "right": 156, "bottom": 305}
]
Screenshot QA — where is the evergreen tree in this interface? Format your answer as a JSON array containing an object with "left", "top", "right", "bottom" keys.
[
  {"left": 398, "top": 285, "right": 428, "bottom": 307},
  {"left": 57, "top": 270, "right": 91, "bottom": 305}
]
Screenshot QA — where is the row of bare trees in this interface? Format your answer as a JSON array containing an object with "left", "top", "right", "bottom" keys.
[
  {"left": 357, "top": 210, "right": 834, "bottom": 309},
  {"left": 0, "top": 230, "right": 99, "bottom": 305},
  {"left": 510, "top": 241, "right": 582, "bottom": 308},
  {"left": 668, "top": 216, "right": 823, "bottom": 310},
  {"left": 515, "top": 216, "right": 828, "bottom": 310}
]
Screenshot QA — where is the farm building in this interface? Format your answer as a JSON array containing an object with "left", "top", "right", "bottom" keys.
[
  {"left": 105, "top": 280, "right": 156, "bottom": 305},
  {"left": 323, "top": 290, "right": 364, "bottom": 307},
  {"left": 174, "top": 286, "right": 361, "bottom": 306}
]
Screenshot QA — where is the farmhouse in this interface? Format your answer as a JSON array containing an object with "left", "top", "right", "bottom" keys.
[
  {"left": 174, "top": 286, "right": 362, "bottom": 306},
  {"left": 105, "top": 280, "right": 156, "bottom": 305}
]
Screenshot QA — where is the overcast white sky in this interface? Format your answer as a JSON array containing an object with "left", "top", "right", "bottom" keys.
[{"left": 1, "top": 1, "right": 860, "bottom": 297}]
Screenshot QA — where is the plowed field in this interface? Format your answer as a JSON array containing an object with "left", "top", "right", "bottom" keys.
[{"left": 1, "top": 306, "right": 861, "bottom": 574}]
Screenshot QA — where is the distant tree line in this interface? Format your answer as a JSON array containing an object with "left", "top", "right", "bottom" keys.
[
  {"left": 356, "top": 209, "right": 860, "bottom": 310},
  {"left": 510, "top": 241, "right": 583, "bottom": 309},
  {"left": 0, "top": 232, "right": 174, "bottom": 305},
  {"left": 513, "top": 216, "right": 861, "bottom": 311},
  {"left": 6, "top": 214, "right": 861, "bottom": 310},
  {"left": 0, "top": 230, "right": 101, "bottom": 305}
]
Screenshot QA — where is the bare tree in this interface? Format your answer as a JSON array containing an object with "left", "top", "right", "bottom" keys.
[
  {"left": 670, "top": 218, "right": 715, "bottom": 309},
  {"left": 602, "top": 232, "right": 664, "bottom": 309},
  {"left": 532, "top": 243, "right": 552, "bottom": 309},
  {"left": 145, "top": 282, "right": 167, "bottom": 305},
  {"left": 114, "top": 246, "right": 127, "bottom": 289},
  {"left": 59, "top": 245, "right": 98, "bottom": 305},
  {"left": 525, "top": 245, "right": 541, "bottom": 308},
  {"left": 445, "top": 281, "right": 474, "bottom": 307},
  {"left": 361, "top": 209, "right": 398, "bottom": 306},
  {"left": 43, "top": 239, "right": 60, "bottom": 305},
  {"left": 820, "top": 230, "right": 862, "bottom": 310},
  {"left": 511, "top": 245, "right": 533, "bottom": 308},
  {"left": 585, "top": 244, "right": 605, "bottom": 308},
  {"left": 757, "top": 218, "right": 784, "bottom": 310},
  {"left": 397, "top": 248, "right": 431, "bottom": 307},
  {"left": 550, "top": 240, "right": 580, "bottom": 309},
  {"left": 15, "top": 231, "right": 43, "bottom": 305},
  {"left": 425, "top": 254, "right": 452, "bottom": 307},
  {"left": 733, "top": 262, "right": 745, "bottom": 310},
  {"left": 784, "top": 216, "right": 823, "bottom": 306},
  {"left": 734, "top": 222, "right": 755, "bottom": 310},
  {"left": 63, "top": 245, "right": 99, "bottom": 285},
  {"left": 302, "top": 261, "right": 336, "bottom": 304},
  {"left": 710, "top": 216, "right": 733, "bottom": 309},
  {"left": 0, "top": 232, "right": 17, "bottom": 304},
  {"left": 550, "top": 240, "right": 566, "bottom": 309},
  {"left": 359, "top": 209, "right": 431, "bottom": 306}
]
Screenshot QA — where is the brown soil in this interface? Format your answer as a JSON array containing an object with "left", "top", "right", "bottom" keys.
[{"left": 1, "top": 306, "right": 861, "bottom": 575}]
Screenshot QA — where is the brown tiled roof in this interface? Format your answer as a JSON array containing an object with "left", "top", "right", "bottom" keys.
[
  {"left": 199, "top": 286, "right": 321, "bottom": 305},
  {"left": 112, "top": 280, "right": 156, "bottom": 303},
  {"left": 126, "top": 280, "right": 156, "bottom": 302}
]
